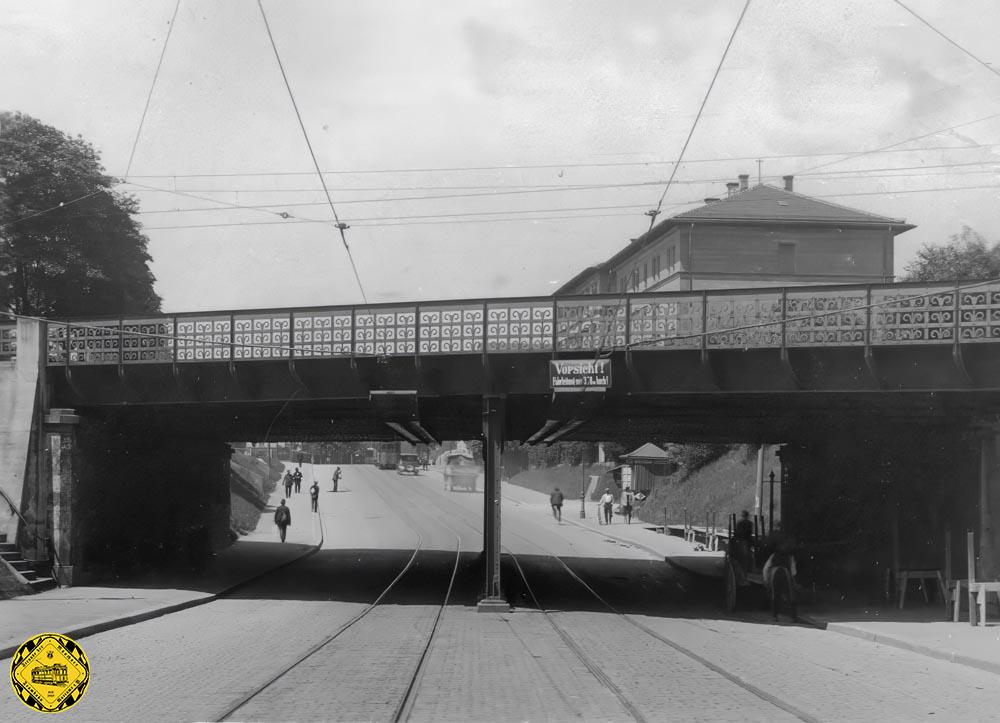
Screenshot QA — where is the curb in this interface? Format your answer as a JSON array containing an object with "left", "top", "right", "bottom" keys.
[
  {"left": 812, "top": 619, "right": 1000, "bottom": 677},
  {"left": 0, "top": 513, "right": 325, "bottom": 661}
]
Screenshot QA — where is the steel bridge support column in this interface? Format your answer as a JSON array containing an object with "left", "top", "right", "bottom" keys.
[
  {"left": 978, "top": 424, "right": 1000, "bottom": 580},
  {"left": 478, "top": 396, "right": 510, "bottom": 611}
]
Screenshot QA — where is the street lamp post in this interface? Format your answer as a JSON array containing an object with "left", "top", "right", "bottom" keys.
[{"left": 580, "top": 447, "right": 587, "bottom": 519}]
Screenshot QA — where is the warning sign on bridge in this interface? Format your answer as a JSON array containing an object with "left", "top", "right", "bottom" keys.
[{"left": 549, "top": 358, "right": 611, "bottom": 392}]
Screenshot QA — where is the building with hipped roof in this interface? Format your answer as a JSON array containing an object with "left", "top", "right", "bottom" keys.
[{"left": 555, "top": 174, "right": 915, "bottom": 296}]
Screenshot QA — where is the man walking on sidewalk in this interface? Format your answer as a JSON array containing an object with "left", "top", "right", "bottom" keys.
[
  {"left": 549, "top": 487, "right": 564, "bottom": 522},
  {"left": 600, "top": 488, "right": 615, "bottom": 525},
  {"left": 274, "top": 499, "right": 292, "bottom": 542},
  {"left": 310, "top": 481, "right": 320, "bottom": 512}
]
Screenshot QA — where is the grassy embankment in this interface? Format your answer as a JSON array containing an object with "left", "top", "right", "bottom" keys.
[
  {"left": 507, "top": 444, "right": 781, "bottom": 529},
  {"left": 230, "top": 453, "right": 284, "bottom": 535}
]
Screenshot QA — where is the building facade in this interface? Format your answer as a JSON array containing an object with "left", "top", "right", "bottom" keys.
[{"left": 555, "top": 175, "right": 914, "bottom": 296}]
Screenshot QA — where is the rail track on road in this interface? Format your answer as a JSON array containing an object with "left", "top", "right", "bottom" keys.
[
  {"left": 214, "top": 466, "right": 463, "bottom": 723},
  {"left": 393, "top": 473, "right": 818, "bottom": 723}
]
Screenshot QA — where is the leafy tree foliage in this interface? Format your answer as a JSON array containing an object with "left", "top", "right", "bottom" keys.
[
  {"left": 0, "top": 111, "right": 160, "bottom": 316},
  {"left": 902, "top": 226, "right": 1000, "bottom": 282}
]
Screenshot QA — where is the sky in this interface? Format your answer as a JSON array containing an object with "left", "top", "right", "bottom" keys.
[{"left": 2, "top": 0, "right": 1000, "bottom": 312}]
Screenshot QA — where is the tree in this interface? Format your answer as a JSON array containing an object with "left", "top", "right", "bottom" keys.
[
  {"left": 0, "top": 111, "right": 160, "bottom": 317},
  {"left": 902, "top": 226, "right": 1000, "bottom": 282}
]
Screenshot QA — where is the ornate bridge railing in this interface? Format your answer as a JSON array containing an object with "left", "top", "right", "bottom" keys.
[
  {"left": 0, "top": 322, "right": 15, "bottom": 361},
  {"left": 35, "top": 280, "right": 1000, "bottom": 366}
]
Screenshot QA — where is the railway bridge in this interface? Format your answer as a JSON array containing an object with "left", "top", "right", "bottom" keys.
[{"left": 3, "top": 279, "right": 1000, "bottom": 603}]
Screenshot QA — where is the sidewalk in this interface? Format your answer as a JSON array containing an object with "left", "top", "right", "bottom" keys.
[
  {"left": 798, "top": 602, "right": 1000, "bottom": 676},
  {"left": 0, "top": 464, "right": 322, "bottom": 660},
  {"left": 503, "top": 481, "right": 1000, "bottom": 676},
  {"left": 501, "top": 481, "right": 725, "bottom": 576}
]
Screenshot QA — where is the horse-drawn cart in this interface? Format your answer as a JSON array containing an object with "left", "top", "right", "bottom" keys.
[{"left": 723, "top": 513, "right": 797, "bottom": 620}]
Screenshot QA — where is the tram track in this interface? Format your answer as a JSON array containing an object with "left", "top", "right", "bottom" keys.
[
  {"left": 394, "top": 472, "right": 819, "bottom": 723},
  {"left": 214, "top": 466, "right": 463, "bottom": 723}
]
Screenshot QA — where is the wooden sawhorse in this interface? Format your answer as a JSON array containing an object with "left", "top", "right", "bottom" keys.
[{"left": 897, "top": 569, "right": 947, "bottom": 610}]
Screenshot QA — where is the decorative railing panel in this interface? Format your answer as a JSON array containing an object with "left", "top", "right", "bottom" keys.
[
  {"left": 420, "top": 304, "right": 483, "bottom": 353},
  {"left": 486, "top": 301, "right": 553, "bottom": 352},
  {"left": 871, "top": 285, "right": 955, "bottom": 344},
  {"left": 354, "top": 307, "right": 416, "bottom": 355},
  {"left": 293, "top": 310, "right": 352, "bottom": 357},
  {"left": 556, "top": 298, "right": 624, "bottom": 351},
  {"left": 177, "top": 317, "right": 232, "bottom": 361},
  {"left": 39, "top": 280, "right": 1000, "bottom": 366},
  {"left": 629, "top": 296, "right": 702, "bottom": 349},
  {"left": 785, "top": 288, "right": 867, "bottom": 346},
  {"left": 46, "top": 321, "right": 120, "bottom": 364},
  {"left": 121, "top": 319, "right": 174, "bottom": 363},
  {"left": 0, "top": 324, "right": 15, "bottom": 360},
  {"left": 233, "top": 314, "right": 290, "bottom": 360},
  {"left": 958, "top": 286, "right": 1000, "bottom": 342},
  {"left": 706, "top": 292, "right": 782, "bottom": 348}
]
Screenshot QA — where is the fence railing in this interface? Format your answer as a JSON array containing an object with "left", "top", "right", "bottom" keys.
[{"left": 17, "top": 280, "right": 1000, "bottom": 366}]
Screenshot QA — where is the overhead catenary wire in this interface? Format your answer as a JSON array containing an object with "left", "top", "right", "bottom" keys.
[
  {"left": 114, "top": 140, "right": 997, "bottom": 179},
  {"left": 123, "top": 159, "right": 1000, "bottom": 216},
  {"left": 256, "top": 0, "right": 367, "bottom": 303},
  {"left": 795, "top": 112, "right": 1000, "bottom": 176},
  {"left": 135, "top": 181, "right": 1000, "bottom": 232}
]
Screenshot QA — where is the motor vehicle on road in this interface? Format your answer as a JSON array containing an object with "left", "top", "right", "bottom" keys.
[{"left": 397, "top": 453, "right": 420, "bottom": 475}]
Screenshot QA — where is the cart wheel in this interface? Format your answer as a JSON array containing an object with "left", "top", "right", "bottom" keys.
[
  {"left": 724, "top": 559, "right": 738, "bottom": 613},
  {"left": 772, "top": 567, "right": 796, "bottom": 620}
]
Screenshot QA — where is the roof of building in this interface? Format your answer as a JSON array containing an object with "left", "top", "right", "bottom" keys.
[
  {"left": 622, "top": 442, "right": 670, "bottom": 460},
  {"left": 671, "top": 184, "right": 911, "bottom": 226}
]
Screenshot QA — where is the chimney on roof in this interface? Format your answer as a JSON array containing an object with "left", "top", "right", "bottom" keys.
[
  {"left": 704, "top": 197, "right": 720, "bottom": 204},
  {"left": 738, "top": 174, "right": 749, "bottom": 192},
  {"left": 726, "top": 182, "right": 739, "bottom": 199},
  {"left": 783, "top": 175, "right": 794, "bottom": 192}
]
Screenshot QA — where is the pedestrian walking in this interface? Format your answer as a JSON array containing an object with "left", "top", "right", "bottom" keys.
[
  {"left": 549, "top": 487, "right": 564, "bottom": 522},
  {"left": 600, "top": 488, "right": 615, "bottom": 525},
  {"left": 283, "top": 471, "right": 293, "bottom": 498},
  {"left": 332, "top": 466, "right": 341, "bottom": 492},
  {"left": 293, "top": 467, "right": 303, "bottom": 493},
  {"left": 274, "top": 499, "right": 291, "bottom": 542},
  {"left": 310, "top": 481, "right": 320, "bottom": 512},
  {"left": 622, "top": 486, "right": 634, "bottom": 524}
]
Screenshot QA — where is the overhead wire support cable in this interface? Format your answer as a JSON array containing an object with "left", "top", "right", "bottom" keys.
[
  {"left": 647, "top": 0, "right": 752, "bottom": 232},
  {"left": 123, "top": 0, "right": 182, "bottom": 181},
  {"left": 257, "top": 0, "right": 367, "bottom": 303},
  {"left": 3, "top": 0, "right": 180, "bottom": 230},
  {"left": 892, "top": 0, "right": 1000, "bottom": 81}
]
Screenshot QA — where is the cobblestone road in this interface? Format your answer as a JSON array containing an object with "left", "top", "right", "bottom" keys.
[{"left": 5, "top": 467, "right": 1000, "bottom": 721}]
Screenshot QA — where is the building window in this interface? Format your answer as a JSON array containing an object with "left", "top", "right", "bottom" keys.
[
  {"left": 619, "top": 277, "right": 626, "bottom": 294},
  {"left": 643, "top": 262, "right": 648, "bottom": 286},
  {"left": 653, "top": 255, "right": 660, "bottom": 278},
  {"left": 778, "top": 242, "right": 796, "bottom": 274},
  {"left": 632, "top": 269, "right": 639, "bottom": 291},
  {"left": 667, "top": 245, "right": 676, "bottom": 270}
]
